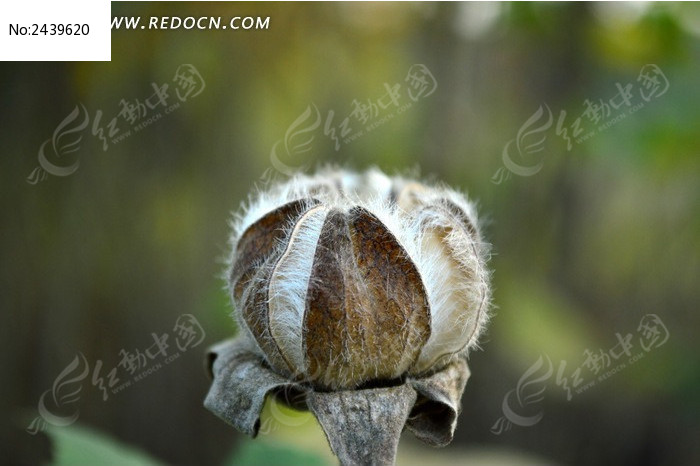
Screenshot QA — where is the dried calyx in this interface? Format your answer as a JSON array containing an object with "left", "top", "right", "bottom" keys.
[{"left": 205, "top": 168, "right": 491, "bottom": 465}]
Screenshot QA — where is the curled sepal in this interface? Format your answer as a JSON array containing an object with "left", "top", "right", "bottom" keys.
[
  {"left": 204, "top": 337, "right": 472, "bottom": 465},
  {"left": 204, "top": 337, "right": 297, "bottom": 437},
  {"left": 407, "top": 356, "right": 470, "bottom": 446}
]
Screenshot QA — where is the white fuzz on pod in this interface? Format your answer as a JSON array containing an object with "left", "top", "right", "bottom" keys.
[{"left": 227, "top": 168, "right": 491, "bottom": 390}]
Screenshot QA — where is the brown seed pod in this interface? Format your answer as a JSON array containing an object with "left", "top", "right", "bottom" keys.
[
  {"left": 228, "top": 168, "right": 490, "bottom": 389},
  {"left": 206, "top": 168, "right": 492, "bottom": 465}
]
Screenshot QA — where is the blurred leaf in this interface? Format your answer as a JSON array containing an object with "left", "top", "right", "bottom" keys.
[
  {"left": 47, "top": 424, "right": 162, "bottom": 466},
  {"left": 224, "top": 438, "right": 329, "bottom": 466}
]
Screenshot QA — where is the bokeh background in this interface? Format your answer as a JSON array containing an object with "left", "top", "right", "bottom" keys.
[{"left": 3, "top": 2, "right": 699, "bottom": 465}]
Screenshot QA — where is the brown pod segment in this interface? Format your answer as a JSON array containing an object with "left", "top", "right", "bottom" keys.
[
  {"left": 230, "top": 199, "right": 319, "bottom": 299},
  {"left": 232, "top": 199, "right": 319, "bottom": 375},
  {"left": 239, "top": 262, "right": 291, "bottom": 375},
  {"left": 410, "top": 200, "right": 488, "bottom": 374},
  {"left": 303, "top": 207, "right": 431, "bottom": 389}
]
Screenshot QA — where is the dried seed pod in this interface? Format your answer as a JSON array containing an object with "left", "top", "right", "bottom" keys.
[
  {"left": 228, "top": 168, "right": 490, "bottom": 390},
  {"left": 206, "top": 168, "right": 492, "bottom": 465}
]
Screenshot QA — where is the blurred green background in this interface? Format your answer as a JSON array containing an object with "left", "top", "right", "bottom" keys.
[{"left": 2, "top": 2, "right": 699, "bottom": 465}]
